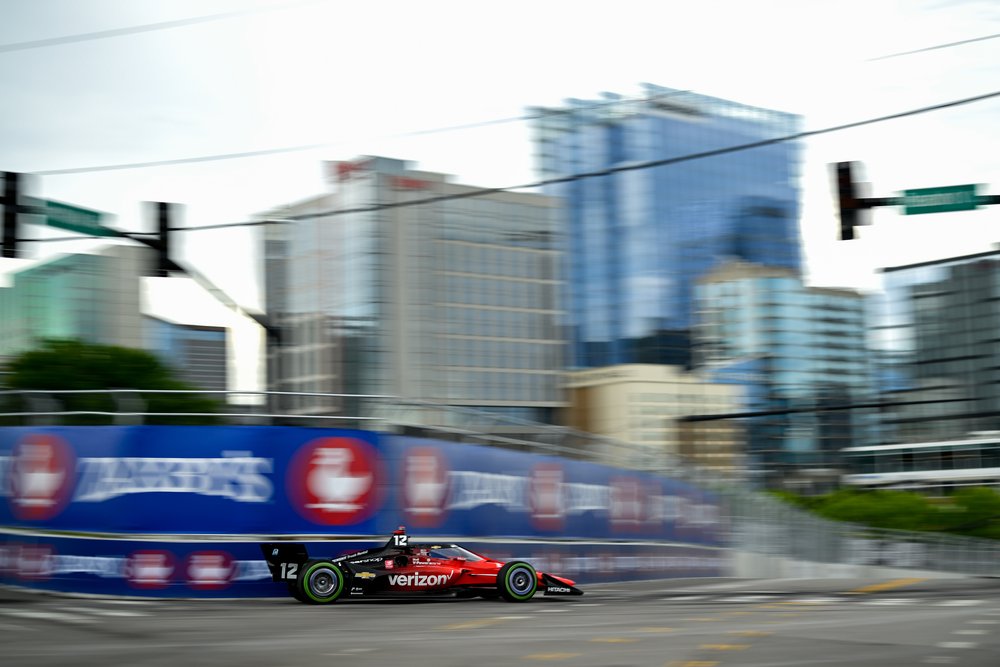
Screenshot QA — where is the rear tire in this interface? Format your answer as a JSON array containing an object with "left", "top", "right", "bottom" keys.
[
  {"left": 287, "top": 580, "right": 309, "bottom": 603},
  {"left": 295, "top": 560, "right": 347, "bottom": 604},
  {"left": 497, "top": 561, "right": 537, "bottom": 602}
]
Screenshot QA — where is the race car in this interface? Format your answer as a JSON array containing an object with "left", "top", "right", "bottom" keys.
[{"left": 260, "top": 526, "right": 583, "bottom": 604}]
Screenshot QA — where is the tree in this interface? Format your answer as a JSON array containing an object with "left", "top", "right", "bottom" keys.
[
  {"left": 1, "top": 338, "right": 222, "bottom": 425},
  {"left": 814, "top": 489, "right": 937, "bottom": 532},
  {"left": 936, "top": 487, "right": 1000, "bottom": 540},
  {"left": 771, "top": 487, "right": 1000, "bottom": 541}
]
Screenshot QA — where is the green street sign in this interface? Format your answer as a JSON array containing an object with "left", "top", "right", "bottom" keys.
[
  {"left": 899, "top": 184, "right": 980, "bottom": 215},
  {"left": 43, "top": 199, "right": 118, "bottom": 237}
]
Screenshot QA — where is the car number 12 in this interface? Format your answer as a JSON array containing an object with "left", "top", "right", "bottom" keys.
[{"left": 280, "top": 563, "right": 299, "bottom": 580}]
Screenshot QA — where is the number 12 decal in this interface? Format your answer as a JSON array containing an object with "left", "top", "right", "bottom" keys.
[
  {"left": 280, "top": 563, "right": 299, "bottom": 579},
  {"left": 392, "top": 534, "right": 408, "bottom": 547}
]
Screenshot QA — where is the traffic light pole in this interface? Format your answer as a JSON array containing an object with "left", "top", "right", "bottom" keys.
[{"left": 833, "top": 161, "right": 1000, "bottom": 240}]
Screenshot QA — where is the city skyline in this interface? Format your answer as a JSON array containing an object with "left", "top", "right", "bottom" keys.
[
  {"left": 2, "top": 1, "right": 999, "bottom": 397},
  {"left": 1, "top": 2, "right": 998, "bottom": 306}
]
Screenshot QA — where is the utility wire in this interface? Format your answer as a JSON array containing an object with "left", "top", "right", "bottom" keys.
[
  {"left": 196, "top": 88, "right": 1000, "bottom": 229},
  {"left": 867, "top": 32, "right": 1000, "bottom": 62},
  {"left": 11, "top": 16, "right": 992, "bottom": 175},
  {"left": 25, "top": 30, "right": 999, "bottom": 175},
  {"left": 20, "top": 86, "right": 1000, "bottom": 242},
  {"left": 32, "top": 91, "right": 690, "bottom": 177},
  {"left": 0, "top": 0, "right": 330, "bottom": 54}
]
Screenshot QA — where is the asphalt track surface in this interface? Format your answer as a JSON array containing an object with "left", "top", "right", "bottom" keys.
[{"left": 2, "top": 577, "right": 1000, "bottom": 667}]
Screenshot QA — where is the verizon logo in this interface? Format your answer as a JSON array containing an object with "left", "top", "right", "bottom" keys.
[{"left": 388, "top": 573, "right": 450, "bottom": 587}]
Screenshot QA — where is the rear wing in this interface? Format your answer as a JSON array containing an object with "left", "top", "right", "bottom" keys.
[{"left": 260, "top": 543, "right": 310, "bottom": 583}]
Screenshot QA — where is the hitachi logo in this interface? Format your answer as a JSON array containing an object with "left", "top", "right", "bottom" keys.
[{"left": 388, "top": 573, "right": 450, "bottom": 587}]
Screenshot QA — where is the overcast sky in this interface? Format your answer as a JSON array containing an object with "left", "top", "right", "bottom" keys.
[{"left": 2, "top": 0, "right": 1000, "bottom": 388}]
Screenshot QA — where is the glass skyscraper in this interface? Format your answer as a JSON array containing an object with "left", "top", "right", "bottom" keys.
[
  {"left": 0, "top": 246, "right": 148, "bottom": 361},
  {"left": 531, "top": 84, "right": 802, "bottom": 369},
  {"left": 694, "top": 261, "right": 873, "bottom": 489}
]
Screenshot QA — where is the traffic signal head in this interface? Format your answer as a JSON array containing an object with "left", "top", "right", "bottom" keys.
[
  {"left": 834, "top": 161, "right": 860, "bottom": 241},
  {"left": 2, "top": 172, "right": 20, "bottom": 258}
]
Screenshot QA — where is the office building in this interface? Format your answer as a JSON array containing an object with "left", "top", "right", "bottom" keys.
[
  {"left": 564, "top": 364, "right": 741, "bottom": 474},
  {"left": 0, "top": 245, "right": 234, "bottom": 399},
  {"left": 531, "top": 83, "right": 802, "bottom": 369},
  {"left": 694, "top": 261, "right": 872, "bottom": 490},
  {"left": 0, "top": 245, "right": 148, "bottom": 360},
  {"left": 260, "top": 156, "right": 564, "bottom": 422},
  {"left": 144, "top": 316, "right": 228, "bottom": 392},
  {"left": 872, "top": 249, "right": 1000, "bottom": 443}
]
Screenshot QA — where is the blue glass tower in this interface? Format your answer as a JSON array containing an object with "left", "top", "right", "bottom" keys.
[{"left": 531, "top": 84, "right": 802, "bottom": 368}]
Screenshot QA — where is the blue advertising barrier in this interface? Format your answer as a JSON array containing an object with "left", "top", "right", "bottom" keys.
[
  {"left": 0, "top": 425, "right": 727, "bottom": 596},
  {"left": 0, "top": 533, "right": 725, "bottom": 597},
  {"left": 0, "top": 426, "right": 383, "bottom": 535},
  {"left": 380, "top": 436, "right": 723, "bottom": 545}
]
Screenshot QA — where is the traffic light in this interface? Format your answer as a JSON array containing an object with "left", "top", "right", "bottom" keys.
[
  {"left": 156, "top": 202, "right": 172, "bottom": 277},
  {"left": 143, "top": 201, "right": 180, "bottom": 276},
  {"left": 834, "top": 161, "right": 861, "bottom": 241},
  {"left": 2, "top": 171, "right": 20, "bottom": 258}
]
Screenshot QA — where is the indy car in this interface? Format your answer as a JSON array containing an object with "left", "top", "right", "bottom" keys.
[{"left": 261, "top": 526, "right": 583, "bottom": 604}]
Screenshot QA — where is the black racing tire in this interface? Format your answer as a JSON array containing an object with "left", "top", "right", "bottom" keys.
[
  {"left": 295, "top": 560, "right": 347, "bottom": 604},
  {"left": 287, "top": 580, "right": 309, "bottom": 603},
  {"left": 497, "top": 561, "right": 537, "bottom": 602}
]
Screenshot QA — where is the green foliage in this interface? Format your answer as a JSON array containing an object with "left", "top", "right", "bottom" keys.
[
  {"left": 815, "top": 489, "right": 936, "bottom": 532},
  {"left": 767, "top": 489, "right": 814, "bottom": 509},
  {"left": 0, "top": 339, "right": 222, "bottom": 425},
  {"left": 939, "top": 487, "right": 1000, "bottom": 540},
  {"left": 774, "top": 486, "right": 1000, "bottom": 541}
]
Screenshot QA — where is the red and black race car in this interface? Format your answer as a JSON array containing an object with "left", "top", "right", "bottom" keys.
[{"left": 261, "top": 527, "right": 583, "bottom": 604}]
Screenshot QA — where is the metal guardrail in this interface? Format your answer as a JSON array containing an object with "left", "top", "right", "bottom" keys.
[{"left": 0, "top": 389, "right": 722, "bottom": 483}]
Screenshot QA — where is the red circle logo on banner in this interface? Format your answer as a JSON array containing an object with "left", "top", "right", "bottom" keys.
[
  {"left": 126, "top": 550, "right": 175, "bottom": 589},
  {"left": 610, "top": 476, "right": 644, "bottom": 531},
  {"left": 16, "top": 544, "right": 54, "bottom": 581},
  {"left": 186, "top": 551, "right": 235, "bottom": 590},
  {"left": 8, "top": 434, "right": 76, "bottom": 522},
  {"left": 288, "top": 437, "right": 382, "bottom": 525},
  {"left": 402, "top": 446, "right": 449, "bottom": 527},
  {"left": 529, "top": 463, "right": 565, "bottom": 531}
]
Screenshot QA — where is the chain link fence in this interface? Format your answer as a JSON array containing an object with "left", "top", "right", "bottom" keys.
[{"left": 724, "top": 487, "right": 1000, "bottom": 577}]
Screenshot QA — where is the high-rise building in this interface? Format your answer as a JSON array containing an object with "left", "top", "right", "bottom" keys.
[
  {"left": 144, "top": 316, "right": 228, "bottom": 392},
  {"left": 0, "top": 245, "right": 149, "bottom": 360},
  {"left": 531, "top": 84, "right": 802, "bottom": 369},
  {"left": 872, "top": 249, "right": 1000, "bottom": 443},
  {"left": 693, "top": 261, "right": 872, "bottom": 490},
  {"left": 0, "top": 245, "right": 234, "bottom": 398},
  {"left": 260, "top": 157, "right": 564, "bottom": 423}
]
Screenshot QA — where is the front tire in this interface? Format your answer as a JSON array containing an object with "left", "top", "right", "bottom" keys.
[
  {"left": 497, "top": 561, "right": 537, "bottom": 602},
  {"left": 296, "top": 560, "right": 347, "bottom": 604}
]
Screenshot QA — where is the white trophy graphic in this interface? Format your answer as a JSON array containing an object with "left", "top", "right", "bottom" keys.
[
  {"left": 306, "top": 446, "right": 372, "bottom": 510},
  {"left": 14, "top": 442, "right": 64, "bottom": 510}
]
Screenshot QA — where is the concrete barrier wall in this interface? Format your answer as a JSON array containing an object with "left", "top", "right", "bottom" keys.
[{"left": 729, "top": 550, "right": 972, "bottom": 580}]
